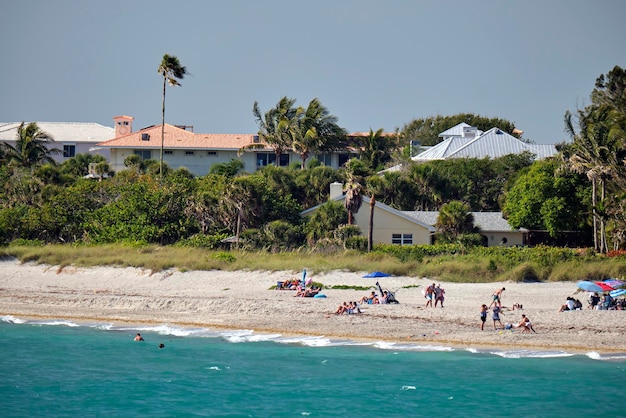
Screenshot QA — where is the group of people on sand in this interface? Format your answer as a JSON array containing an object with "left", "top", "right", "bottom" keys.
[
  {"left": 559, "top": 296, "right": 583, "bottom": 312},
  {"left": 424, "top": 283, "right": 445, "bottom": 308},
  {"left": 480, "top": 287, "right": 536, "bottom": 333},
  {"left": 335, "top": 301, "right": 362, "bottom": 315}
]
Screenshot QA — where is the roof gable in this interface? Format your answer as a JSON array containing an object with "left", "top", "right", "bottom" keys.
[{"left": 438, "top": 122, "right": 473, "bottom": 138}]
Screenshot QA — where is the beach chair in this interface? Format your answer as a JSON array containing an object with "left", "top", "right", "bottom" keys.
[{"left": 376, "top": 281, "right": 400, "bottom": 304}]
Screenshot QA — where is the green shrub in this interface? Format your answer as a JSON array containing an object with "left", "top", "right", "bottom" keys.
[{"left": 213, "top": 252, "right": 236, "bottom": 262}]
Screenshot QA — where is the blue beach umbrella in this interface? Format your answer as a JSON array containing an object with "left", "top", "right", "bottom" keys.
[
  {"left": 610, "top": 289, "right": 626, "bottom": 298},
  {"left": 363, "top": 271, "right": 391, "bottom": 278},
  {"left": 577, "top": 281, "right": 603, "bottom": 293}
]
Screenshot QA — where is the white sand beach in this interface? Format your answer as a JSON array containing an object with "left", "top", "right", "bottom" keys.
[{"left": 1, "top": 259, "right": 625, "bottom": 353}]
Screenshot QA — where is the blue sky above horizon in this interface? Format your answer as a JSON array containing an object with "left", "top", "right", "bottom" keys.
[{"left": 1, "top": 0, "right": 624, "bottom": 144}]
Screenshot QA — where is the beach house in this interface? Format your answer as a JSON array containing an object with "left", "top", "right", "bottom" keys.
[
  {"left": 0, "top": 121, "right": 114, "bottom": 162},
  {"left": 96, "top": 116, "right": 355, "bottom": 176},
  {"left": 302, "top": 182, "right": 526, "bottom": 247}
]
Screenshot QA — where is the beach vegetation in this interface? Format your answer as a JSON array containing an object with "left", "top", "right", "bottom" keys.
[{"left": 0, "top": 67, "right": 624, "bottom": 277}]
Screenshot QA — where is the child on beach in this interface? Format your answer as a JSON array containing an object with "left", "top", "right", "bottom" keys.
[{"left": 492, "top": 305, "right": 504, "bottom": 330}]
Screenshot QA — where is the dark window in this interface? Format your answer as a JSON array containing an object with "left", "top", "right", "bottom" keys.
[
  {"left": 133, "top": 150, "right": 152, "bottom": 160},
  {"left": 256, "top": 152, "right": 289, "bottom": 167},
  {"left": 141, "top": 133, "right": 150, "bottom": 141},
  {"left": 392, "top": 233, "right": 413, "bottom": 245},
  {"left": 63, "top": 144, "right": 76, "bottom": 158}
]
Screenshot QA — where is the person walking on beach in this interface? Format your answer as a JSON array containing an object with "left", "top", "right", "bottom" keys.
[
  {"left": 434, "top": 284, "right": 445, "bottom": 308},
  {"left": 424, "top": 283, "right": 435, "bottom": 308},
  {"left": 492, "top": 305, "right": 504, "bottom": 330},
  {"left": 480, "top": 304, "right": 488, "bottom": 330},
  {"left": 489, "top": 287, "right": 505, "bottom": 309}
]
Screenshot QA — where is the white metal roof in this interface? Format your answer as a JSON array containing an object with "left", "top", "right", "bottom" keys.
[
  {"left": 438, "top": 122, "right": 476, "bottom": 138},
  {"left": 412, "top": 127, "right": 557, "bottom": 161},
  {"left": 0, "top": 122, "right": 114, "bottom": 143}
]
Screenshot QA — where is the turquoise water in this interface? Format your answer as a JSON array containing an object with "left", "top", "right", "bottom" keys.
[{"left": 1, "top": 317, "right": 625, "bottom": 417}]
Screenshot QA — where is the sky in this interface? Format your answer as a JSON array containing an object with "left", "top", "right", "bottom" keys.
[{"left": 1, "top": 0, "right": 625, "bottom": 144}]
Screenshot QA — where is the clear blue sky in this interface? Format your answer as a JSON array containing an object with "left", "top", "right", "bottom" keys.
[{"left": 1, "top": 0, "right": 624, "bottom": 144}]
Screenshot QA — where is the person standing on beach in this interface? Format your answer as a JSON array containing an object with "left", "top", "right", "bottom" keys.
[
  {"left": 489, "top": 287, "right": 505, "bottom": 309},
  {"left": 480, "top": 304, "right": 488, "bottom": 330},
  {"left": 492, "top": 305, "right": 504, "bottom": 330},
  {"left": 434, "top": 284, "right": 445, "bottom": 308},
  {"left": 425, "top": 283, "right": 435, "bottom": 308}
]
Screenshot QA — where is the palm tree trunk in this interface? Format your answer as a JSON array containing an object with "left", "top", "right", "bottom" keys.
[
  {"left": 592, "top": 180, "right": 598, "bottom": 252},
  {"left": 160, "top": 76, "right": 166, "bottom": 179},
  {"left": 600, "top": 178, "right": 608, "bottom": 253},
  {"left": 368, "top": 195, "right": 375, "bottom": 252}
]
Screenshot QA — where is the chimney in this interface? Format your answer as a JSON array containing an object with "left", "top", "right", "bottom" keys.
[
  {"left": 113, "top": 115, "right": 134, "bottom": 137},
  {"left": 330, "top": 182, "right": 343, "bottom": 200}
]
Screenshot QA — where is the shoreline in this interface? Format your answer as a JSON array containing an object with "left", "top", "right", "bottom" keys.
[{"left": 1, "top": 260, "right": 625, "bottom": 354}]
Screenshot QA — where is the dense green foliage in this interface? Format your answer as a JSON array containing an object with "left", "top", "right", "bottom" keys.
[{"left": 1, "top": 66, "right": 624, "bottom": 253}]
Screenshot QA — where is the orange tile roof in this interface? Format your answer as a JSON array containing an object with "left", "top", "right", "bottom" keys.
[{"left": 97, "top": 124, "right": 261, "bottom": 150}]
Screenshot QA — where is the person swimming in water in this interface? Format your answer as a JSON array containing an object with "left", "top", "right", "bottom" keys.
[{"left": 134, "top": 333, "right": 144, "bottom": 341}]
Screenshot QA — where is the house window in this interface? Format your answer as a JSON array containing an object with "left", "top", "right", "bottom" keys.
[
  {"left": 63, "top": 144, "right": 76, "bottom": 158},
  {"left": 207, "top": 151, "right": 217, "bottom": 156},
  {"left": 133, "top": 150, "right": 152, "bottom": 160},
  {"left": 338, "top": 153, "right": 351, "bottom": 167},
  {"left": 141, "top": 133, "right": 150, "bottom": 141},
  {"left": 316, "top": 153, "right": 332, "bottom": 166},
  {"left": 164, "top": 150, "right": 173, "bottom": 155},
  {"left": 256, "top": 152, "right": 289, "bottom": 167},
  {"left": 392, "top": 233, "right": 413, "bottom": 245},
  {"left": 185, "top": 151, "right": 195, "bottom": 155}
]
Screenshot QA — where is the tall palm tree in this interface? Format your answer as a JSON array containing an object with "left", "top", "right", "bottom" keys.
[
  {"left": 564, "top": 107, "right": 622, "bottom": 253},
  {"left": 2, "top": 122, "right": 60, "bottom": 168},
  {"left": 158, "top": 54, "right": 187, "bottom": 178},
  {"left": 289, "top": 98, "right": 346, "bottom": 169},
  {"left": 358, "top": 128, "right": 394, "bottom": 172},
  {"left": 241, "top": 97, "right": 296, "bottom": 164},
  {"left": 344, "top": 158, "right": 370, "bottom": 225}
]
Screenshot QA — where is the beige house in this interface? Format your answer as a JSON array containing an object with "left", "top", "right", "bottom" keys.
[
  {"left": 97, "top": 116, "right": 353, "bottom": 176},
  {"left": 302, "top": 182, "right": 436, "bottom": 245},
  {"left": 303, "top": 183, "right": 526, "bottom": 246}
]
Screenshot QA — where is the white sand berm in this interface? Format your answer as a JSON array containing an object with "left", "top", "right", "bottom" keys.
[{"left": 1, "top": 259, "right": 624, "bottom": 353}]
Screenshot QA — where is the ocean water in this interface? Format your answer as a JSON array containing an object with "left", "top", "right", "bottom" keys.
[{"left": 1, "top": 316, "right": 625, "bottom": 418}]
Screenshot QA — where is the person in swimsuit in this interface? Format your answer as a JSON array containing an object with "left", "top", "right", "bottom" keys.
[
  {"left": 480, "top": 304, "right": 488, "bottom": 330},
  {"left": 489, "top": 287, "right": 505, "bottom": 309},
  {"left": 425, "top": 283, "right": 435, "bottom": 308},
  {"left": 134, "top": 333, "right": 144, "bottom": 341}
]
